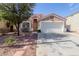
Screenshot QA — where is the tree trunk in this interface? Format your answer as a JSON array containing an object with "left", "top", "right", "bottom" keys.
[{"left": 17, "top": 22, "right": 20, "bottom": 36}]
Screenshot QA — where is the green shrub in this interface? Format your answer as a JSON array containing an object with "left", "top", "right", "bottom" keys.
[{"left": 4, "top": 37, "right": 16, "bottom": 46}]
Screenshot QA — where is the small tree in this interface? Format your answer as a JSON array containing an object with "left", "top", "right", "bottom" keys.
[{"left": 0, "top": 3, "right": 35, "bottom": 36}]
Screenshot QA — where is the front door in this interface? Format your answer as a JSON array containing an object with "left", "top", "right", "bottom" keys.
[{"left": 33, "top": 19, "right": 38, "bottom": 31}]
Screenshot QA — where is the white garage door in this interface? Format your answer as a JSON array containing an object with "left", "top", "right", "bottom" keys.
[{"left": 39, "top": 21, "right": 64, "bottom": 33}]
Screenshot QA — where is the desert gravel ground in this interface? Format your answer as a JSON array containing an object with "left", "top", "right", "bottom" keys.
[{"left": 0, "top": 33, "right": 37, "bottom": 56}]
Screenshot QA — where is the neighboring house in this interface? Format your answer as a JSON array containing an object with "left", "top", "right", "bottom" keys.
[
  {"left": 66, "top": 12, "right": 79, "bottom": 32},
  {"left": 0, "top": 20, "right": 7, "bottom": 29},
  {"left": 28, "top": 13, "right": 66, "bottom": 33},
  {"left": 0, "top": 20, "right": 16, "bottom": 32}
]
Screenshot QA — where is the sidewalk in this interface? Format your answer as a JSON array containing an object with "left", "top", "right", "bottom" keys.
[{"left": 66, "top": 32, "right": 79, "bottom": 45}]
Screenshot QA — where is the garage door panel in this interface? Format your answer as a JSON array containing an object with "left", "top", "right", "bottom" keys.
[
  {"left": 42, "top": 23, "right": 63, "bottom": 28},
  {"left": 39, "top": 21, "right": 64, "bottom": 33}
]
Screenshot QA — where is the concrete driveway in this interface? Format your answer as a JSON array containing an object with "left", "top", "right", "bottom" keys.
[{"left": 36, "top": 32, "right": 79, "bottom": 56}]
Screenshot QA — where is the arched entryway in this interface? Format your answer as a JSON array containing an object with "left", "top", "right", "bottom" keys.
[{"left": 33, "top": 19, "right": 38, "bottom": 31}]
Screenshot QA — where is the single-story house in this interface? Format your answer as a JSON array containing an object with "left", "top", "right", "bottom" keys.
[
  {"left": 0, "top": 13, "right": 66, "bottom": 33},
  {"left": 66, "top": 12, "right": 79, "bottom": 32},
  {"left": 27, "top": 13, "right": 66, "bottom": 33}
]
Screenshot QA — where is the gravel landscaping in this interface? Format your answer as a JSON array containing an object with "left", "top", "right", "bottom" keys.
[
  {"left": 23, "top": 44, "right": 36, "bottom": 56},
  {"left": 0, "top": 33, "right": 37, "bottom": 56}
]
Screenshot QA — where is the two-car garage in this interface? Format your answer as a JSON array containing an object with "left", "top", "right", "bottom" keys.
[{"left": 38, "top": 20, "right": 65, "bottom": 33}]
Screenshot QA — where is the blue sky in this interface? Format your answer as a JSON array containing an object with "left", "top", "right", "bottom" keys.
[{"left": 33, "top": 3, "right": 79, "bottom": 17}]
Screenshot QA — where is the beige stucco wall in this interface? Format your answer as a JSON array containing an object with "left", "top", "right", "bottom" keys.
[
  {"left": 0, "top": 20, "right": 17, "bottom": 32},
  {"left": 0, "top": 20, "right": 7, "bottom": 29},
  {"left": 66, "top": 13, "right": 79, "bottom": 32}
]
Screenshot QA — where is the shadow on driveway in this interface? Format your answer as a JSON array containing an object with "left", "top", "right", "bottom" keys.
[{"left": 38, "top": 33, "right": 70, "bottom": 41}]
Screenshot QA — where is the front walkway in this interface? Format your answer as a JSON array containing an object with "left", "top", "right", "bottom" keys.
[{"left": 36, "top": 32, "right": 79, "bottom": 56}]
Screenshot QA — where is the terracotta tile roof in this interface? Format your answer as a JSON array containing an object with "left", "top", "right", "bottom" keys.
[
  {"left": 42, "top": 13, "right": 66, "bottom": 21},
  {"left": 28, "top": 14, "right": 45, "bottom": 21},
  {"left": 29, "top": 13, "right": 66, "bottom": 21}
]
